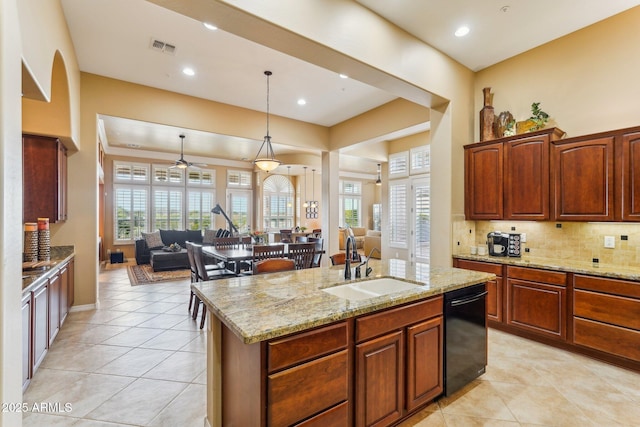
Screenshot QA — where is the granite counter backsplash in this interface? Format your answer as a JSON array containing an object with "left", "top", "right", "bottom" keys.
[
  {"left": 191, "top": 259, "right": 494, "bottom": 344},
  {"left": 454, "top": 253, "right": 640, "bottom": 282}
]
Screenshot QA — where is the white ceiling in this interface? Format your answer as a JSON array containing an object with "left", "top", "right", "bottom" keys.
[{"left": 61, "top": 0, "right": 640, "bottom": 175}]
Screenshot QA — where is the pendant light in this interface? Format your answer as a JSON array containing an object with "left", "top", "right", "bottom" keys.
[
  {"left": 375, "top": 163, "right": 382, "bottom": 186},
  {"left": 253, "top": 70, "right": 281, "bottom": 173},
  {"left": 287, "top": 166, "right": 292, "bottom": 208},
  {"left": 302, "top": 167, "right": 309, "bottom": 208},
  {"left": 310, "top": 169, "right": 317, "bottom": 209}
]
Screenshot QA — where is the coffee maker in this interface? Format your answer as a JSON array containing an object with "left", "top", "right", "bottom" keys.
[{"left": 487, "top": 231, "right": 521, "bottom": 257}]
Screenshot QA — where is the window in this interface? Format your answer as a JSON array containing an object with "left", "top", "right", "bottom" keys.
[
  {"left": 411, "top": 146, "right": 430, "bottom": 174},
  {"left": 153, "top": 165, "right": 184, "bottom": 185},
  {"left": 389, "top": 179, "right": 408, "bottom": 248},
  {"left": 153, "top": 187, "right": 183, "bottom": 230},
  {"left": 262, "top": 175, "right": 293, "bottom": 230},
  {"left": 227, "top": 189, "right": 252, "bottom": 233},
  {"left": 414, "top": 177, "right": 430, "bottom": 263},
  {"left": 113, "top": 185, "right": 148, "bottom": 242},
  {"left": 188, "top": 190, "right": 214, "bottom": 230},
  {"left": 227, "top": 170, "right": 252, "bottom": 187},
  {"left": 114, "top": 162, "right": 149, "bottom": 184},
  {"left": 389, "top": 152, "right": 409, "bottom": 178},
  {"left": 339, "top": 180, "right": 362, "bottom": 227}
]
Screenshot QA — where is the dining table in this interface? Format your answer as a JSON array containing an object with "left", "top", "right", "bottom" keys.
[{"left": 202, "top": 243, "right": 324, "bottom": 275}]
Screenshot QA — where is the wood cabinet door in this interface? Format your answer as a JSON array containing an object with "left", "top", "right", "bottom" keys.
[
  {"left": 504, "top": 134, "right": 550, "bottom": 220},
  {"left": 356, "top": 331, "right": 404, "bottom": 427},
  {"left": 406, "top": 317, "right": 443, "bottom": 411},
  {"left": 32, "top": 284, "right": 48, "bottom": 371},
  {"left": 486, "top": 277, "right": 503, "bottom": 322},
  {"left": 465, "top": 142, "right": 503, "bottom": 220},
  {"left": 506, "top": 278, "right": 566, "bottom": 340},
  {"left": 59, "top": 264, "right": 69, "bottom": 324},
  {"left": 551, "top": 136, "right": 615, "bottom": 221},
  {"left": 22, "top": 294, "right": 32, "bottom": 391},
  {"left": 48, "top": 274, "right": 61, "bottom": 346},
  {"left": 68, "top": 259, "right": 75, "bottom": 307},
  {"left": 57, "top": 142, "right": 68, "bottom": 221},
  {"left": 621, "top": 131, "right": 640, "bottom": 221}
]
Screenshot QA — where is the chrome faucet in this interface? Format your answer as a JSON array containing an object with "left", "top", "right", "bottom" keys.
[
  {"left": 344, "top": 235, "right": 358, "bottom": 279},
  {"left": 355, "top": 247, "right": 381, "bottom": 278}
]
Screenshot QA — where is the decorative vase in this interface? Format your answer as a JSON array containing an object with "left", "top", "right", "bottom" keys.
[
  {"left": 37, "top": 217, "right": 50, "bottom": 262},
  {"left": 479, "top": 87, "right": 496, "bottom": 141},
  {"left": 24, "top": 222, "right": 38, "bottom": 262}
]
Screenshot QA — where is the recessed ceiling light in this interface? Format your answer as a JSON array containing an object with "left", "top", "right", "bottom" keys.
[
  {"left": 203, "top": 22, "right": 218, "bottom": 31},
  {"left": 182, "top": 67, "right": 195, "bottom": 76},
  {"left": 455, "top": 26, "right": 470, "bottom": 37},
  {"left": 339, "top": 73, "right": 349, "bottom": 79},
  {"left": 297, "top": 99, "right": 306, "bottom": 106},
  {"left": 126, "top": 143, "right": 140, "bottom": 148}
]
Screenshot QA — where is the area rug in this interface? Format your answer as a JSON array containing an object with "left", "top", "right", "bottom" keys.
[{"left": 127, "top": 264, "right": 190, "bottom": 286}]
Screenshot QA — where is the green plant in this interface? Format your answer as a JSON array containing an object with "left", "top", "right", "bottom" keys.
[{"left": 529, "top": 102, "right": 549, "bottom": 131}]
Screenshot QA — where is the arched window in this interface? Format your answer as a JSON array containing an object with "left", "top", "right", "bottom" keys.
[{"left": 263, "top": 175, "right": 294, "bottom": 231}]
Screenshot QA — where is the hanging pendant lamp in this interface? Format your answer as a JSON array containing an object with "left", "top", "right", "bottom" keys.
[
  {"left": 311, "top": 169, "right": 317, "bottom": 208},
  {"left": 302, "top": 167, "right": 309, "bottom": 208},
  {"left": 253, "top": 71, "right": 281, "bottom": 173},
  {"left": 375, "top": 163, "right": 382, "bottom": 186}
]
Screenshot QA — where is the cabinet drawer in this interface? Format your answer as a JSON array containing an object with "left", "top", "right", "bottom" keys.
[
  {"left": 507, "top": 266, "right": 566, "bottom": 286},
  {"left": 294, "top": 401, "right": 349, "bottom": 427},
  {"left": 574, "top": 274, "right": 640, "bottom": 299},
  {"left": 268, "top": 350, "right": 348, "bottom": 427},
  {"left": 268, "top": 321, "right": 348, "bottom": 372},
  {"left": 574, "top": 290, "right": 640, "bottom": 330},
  {"left": 574, "top": 317, "right": 640, "bottom": 362},
  {"left": 455, "top": 259, "right": 502, "bottom": 276},
  {"left": 356, "top": 297, "right": 443, "bottom": 343}
]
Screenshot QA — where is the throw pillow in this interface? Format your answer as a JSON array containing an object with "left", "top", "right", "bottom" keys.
[{"left": 142, "top": 231, "right": 163, "bottom": 249}]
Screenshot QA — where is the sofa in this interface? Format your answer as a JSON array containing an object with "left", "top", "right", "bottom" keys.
[
  {"left": 338, "top": 227, "right": 367, "bottom": 250},
  {"left": 135, "top": 229, "right": 206, "bottom": 271},
  {"left": 364, "top": 230, "right": 382, "bottom": 259}
]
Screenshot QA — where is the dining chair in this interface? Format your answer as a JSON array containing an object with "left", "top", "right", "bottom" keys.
[
  {"left": 329, "top": 252, "right": 362, "bottom": 265},
  {"left": 312, "top": 228, "right": 322, "bottom": 238},
  {"left": 186, "top": 241, "right": 227, "bottom": 319},
  {"left": 192, "top": 243, "right": 235, "bottom": 329},
  {"left": 287, "top": 242, "right": 316, "bottom": 269},
  {"left": 251, "top": 244, "right": 285, "bottom": 274},
  {"left": 254, "top": 258, "right": 295, "bottom": 274},
  {"left": 279, "top": 229, "right": 293, "bottom": 243},
  {"left": 308, "top": 237, "right": 323, "bottom": 267}
]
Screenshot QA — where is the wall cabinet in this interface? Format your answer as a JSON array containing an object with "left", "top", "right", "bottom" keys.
[
  {"left": 464, "top": 128, "right": 564, "bottom": 220},
  {"left": 23, "top": 134, "right": 68, "bottom": 223},
  {"left": 551, "top": 135, "right": 615, "bottom": 221},
  {"left": 573, "top": 275, "right": 640, "bottom": 362},
  {"left": 621, "top": 131, "right": 640, "bottom": 221}
]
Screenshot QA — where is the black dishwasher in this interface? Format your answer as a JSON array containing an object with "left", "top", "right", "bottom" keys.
[{"left": 443, "top": 283, "right": 488, "bottom": 396}]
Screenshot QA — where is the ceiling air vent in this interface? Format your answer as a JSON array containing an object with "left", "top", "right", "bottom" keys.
[{"left": 149, "top": 38, "right": 176, "bottom": 55}]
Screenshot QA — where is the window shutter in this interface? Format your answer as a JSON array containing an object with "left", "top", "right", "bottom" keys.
[
  {"left": 389, "top": 152, "right": 409, "bottom": 178},
  {"left": 389, "top": 181, "right": 408, "bottom": 248},
  {"left": 411, "top": 146, "right": 430, "bottom": 174}
]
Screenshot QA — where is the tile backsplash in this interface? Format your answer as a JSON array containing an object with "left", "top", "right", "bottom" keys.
[{"left": 452, "top": 216, "right": 640, "bottom": 267}]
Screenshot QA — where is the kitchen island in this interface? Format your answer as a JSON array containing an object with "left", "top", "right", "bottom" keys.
[{"left": 192, "top": 259, "right": 494, "bottom": 427}]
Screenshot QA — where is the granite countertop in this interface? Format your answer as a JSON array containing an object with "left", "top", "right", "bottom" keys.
[
  {"left": 22, "top": 246, "right": 75, "bottom": 293},
  {"left": 453, "top": 253, "right": 640, "bottom": 281},
  {"left": 191, "top": 259, "right": 494, "bottom": 344}
]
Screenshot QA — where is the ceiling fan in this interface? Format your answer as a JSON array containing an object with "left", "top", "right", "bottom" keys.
[{"left": 169, "top": 134, "right": 207, "bottom": 169}]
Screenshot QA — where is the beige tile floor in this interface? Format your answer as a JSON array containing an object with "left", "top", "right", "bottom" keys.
[{"left": 23, "top": 263, "right": 640, "bottom": 426}]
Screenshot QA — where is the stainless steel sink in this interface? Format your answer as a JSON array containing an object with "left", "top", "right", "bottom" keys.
[{"left": 322, "top": 278, "right": 420, "bottom": 301}]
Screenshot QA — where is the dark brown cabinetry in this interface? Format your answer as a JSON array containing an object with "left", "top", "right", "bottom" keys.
[
  {"left": 573, "top": 275, "right": 640, "bottom": 362},
  {"left": 464, "top": 128, "right": 564, "bottom": 220},
  {"left": 621, "top": 131, "right": 640, "bottom": 221},
  {"left": 23, "top": 134, "right": 68, "bottom": 223},
  {"left": 551, "top": 136, "right": 615, "bottom": 221},
  {"left": 355, "top": 297, "right": 443, "bottom": 427},
  {"left": 23, "top": 258, "right": 75, "bottom": 391},
  {"left": 506, "top": 266, "right": 567, "bottom": 341},
  {"left": 453, "top": 259, "right": 503, "bottom": 322}
]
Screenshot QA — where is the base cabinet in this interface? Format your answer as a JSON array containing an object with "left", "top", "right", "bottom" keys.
[
  {"left": 22, "top": 294, "right": 32, "bottom": 391},
  {"left": 453, "top": 259, "right": 503, "bottom": 322},
  {"left": 32, "top": 283, "right": 48, "bottom": 372},
  {"left": 219, "top": 296, "right": 444, "bottom": 427}
]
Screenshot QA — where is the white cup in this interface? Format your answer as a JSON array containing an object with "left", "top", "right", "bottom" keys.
[
  {"left": 477, "top": 246, "right": 487, "bottom": 256},
  {"left": 470, "top": 246, "right": 477, "bottom": 255}
]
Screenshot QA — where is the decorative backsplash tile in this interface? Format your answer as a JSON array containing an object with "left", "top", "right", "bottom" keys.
[{"left": 452, "top": 217, "right": 640, "bottom": 267}]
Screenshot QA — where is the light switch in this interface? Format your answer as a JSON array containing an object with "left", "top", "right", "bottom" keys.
[{"left": 604, "top": 236, "right": 615, "bottom": 249}]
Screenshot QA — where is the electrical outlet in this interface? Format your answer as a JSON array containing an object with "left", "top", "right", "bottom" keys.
[
  {"left": 604, "top": 236, "right": 615, "bottom": 249},
  {"left": 521, "top": 233, "right": 527, "bottom": 243}
]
